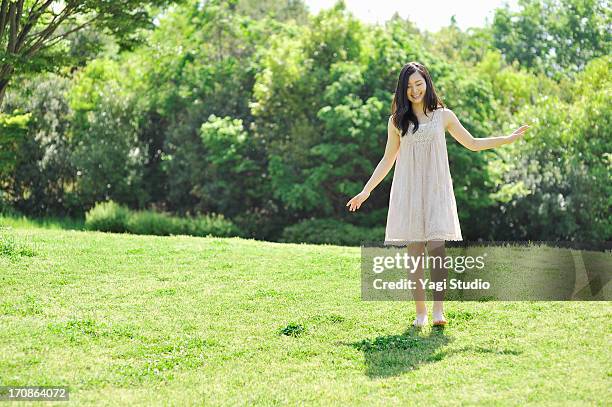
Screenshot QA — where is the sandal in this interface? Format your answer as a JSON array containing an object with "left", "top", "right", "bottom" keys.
[{"left": 432, "top": 315, "right": 447, "bottom": 326}]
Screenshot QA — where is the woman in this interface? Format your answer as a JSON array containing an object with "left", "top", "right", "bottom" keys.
[{"left": 346, "top": 62, "right": 530, "bottom": 328}]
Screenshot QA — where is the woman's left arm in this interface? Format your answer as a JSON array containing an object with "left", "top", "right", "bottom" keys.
[{"left": 443, "top": 109, "right": 530, "bottom": 151}]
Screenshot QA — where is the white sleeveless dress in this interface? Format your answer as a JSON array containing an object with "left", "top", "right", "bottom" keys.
[{"left": 384, "top": 108, "right": 463, "bottom": 244}]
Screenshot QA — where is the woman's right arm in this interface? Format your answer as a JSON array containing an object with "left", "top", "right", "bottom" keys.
[
  {"left": 347, "top": 116, "right": 400, "bottom": 212},
  {"left": 361, "top": 116, "right": 401, "bottom": 194}
]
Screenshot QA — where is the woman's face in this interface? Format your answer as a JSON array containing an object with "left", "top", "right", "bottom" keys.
[{"left": 406, "top": 72, "right": 426, "bottom": 103}]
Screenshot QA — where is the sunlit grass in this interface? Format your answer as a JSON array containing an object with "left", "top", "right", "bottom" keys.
[
  {"left": 0, "top": 213, "right": 84, "bottom": 231},
  {"left": 0, "top": 225, "right": 609, "bottom": 405}
]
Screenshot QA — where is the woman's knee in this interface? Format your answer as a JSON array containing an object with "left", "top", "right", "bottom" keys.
[
  {"left": 406, "top": 241, "right": 426, "bottom": 252},
  {"left": 427, "top": 239, "right": 445, "bottom": 251}
]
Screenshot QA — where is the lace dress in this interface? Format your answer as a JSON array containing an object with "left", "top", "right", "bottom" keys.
[{"left": 384, "top": 108, "right": 463, "bottom": 245}]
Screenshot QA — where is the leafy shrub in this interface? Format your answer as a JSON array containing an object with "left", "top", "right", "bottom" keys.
[
  {"left": 280, "top": 218, "right": 385, "bottom": 246},
  {"left": 183, "top": 213, "right": 242, "bottom": 237},
  {"left": 126, "top": 211, "right": 241, "bottom": 237},
  {"left": 126, "top": 211, "right": 182, "bottom": 236},
  {"left": 232, "top": 207, "right": 285, "bottom": 241},
  {"left": 82, "top": 204, "right": 242, "bottom": 238},
  {"left": 84, "top": 200, "right": 129, "bottom": 233},
  {"left": 0, "top": 200, "right": 19, "bottom": 217}
]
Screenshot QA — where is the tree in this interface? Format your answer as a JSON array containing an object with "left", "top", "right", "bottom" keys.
[
  {"left": 0, "top": 110, "right": 28, "bottom": 178},
  {"left": 2, "top": 73, "right": 76, "bottom": 216},
  {"left": 235, "top": 0, "right": 308, "bottom": 24},
  {"left": 0, "top": 0, "right": 179, "bottom": 110},
  {"left": 491, "top": 0, "right": 611, "bottom": 79},
  {"left": 488, "top": 55, "right": 611, "bottom": 241},
  {"left": 69, "top": 58, "right": 149, "bottom": 210}
]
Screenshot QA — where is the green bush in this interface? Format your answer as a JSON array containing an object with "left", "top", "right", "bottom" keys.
[
  {"left": 126, "top": 210, "right": 241, "bottom": 238},
  {"left": 280, "top": 218, "right": 385, "bottom": 246},
  {"left": 84, "top": 201, "right": 129, "bottom": 233},
  {"left": 126, "top": 211, "right": 182, "bottom": 236},
  {"left": 85, "top": 201, "right": 243, "bottom": 238},
  {"left": 0, "top": 200, "right": 19, "bottom": 217},
  {"left": 183, "top": 213, "right": 242, "bottom": 238}
]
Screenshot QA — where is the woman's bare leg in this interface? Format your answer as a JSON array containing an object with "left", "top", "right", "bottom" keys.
[
  {"left": 407, "top": 241, "right": 427, "bottom": 326},
  {"left": 427, "top": 239, "right": 448, "bottom": 323}
]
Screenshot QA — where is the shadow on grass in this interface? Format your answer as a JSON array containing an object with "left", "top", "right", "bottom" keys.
[
  {"left": 343, "top": 326, "right": 451, "bottom": 378},
  {"left": 342, "top": 326, "right": 523, "bottom": 378}
]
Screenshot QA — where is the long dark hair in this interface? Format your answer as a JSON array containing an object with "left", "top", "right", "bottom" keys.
[{"left": 391, "top": 62, "right": 446, "bottom": 136}]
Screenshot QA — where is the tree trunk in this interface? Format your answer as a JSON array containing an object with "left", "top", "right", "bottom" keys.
[
  {"left": 0, "top": 82, "right": 8, "bottom": 113},
  {"left": 0, "top": 71, "right": 14, "bottom": 113}
]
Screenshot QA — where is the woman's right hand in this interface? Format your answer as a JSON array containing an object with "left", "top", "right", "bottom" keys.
[{"left": 346, "top": 190, "right": 370, "bottom": 212}]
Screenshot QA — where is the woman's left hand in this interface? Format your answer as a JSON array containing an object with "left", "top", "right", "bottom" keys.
[{"left": 507, "top": 124, "right": 531, "bottom": 143}]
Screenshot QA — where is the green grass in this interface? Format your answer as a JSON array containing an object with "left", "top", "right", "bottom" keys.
[
  {"left": 0, "top": 225, "right": 610, "bottom": 406},
  {"left": 0, "top": 213, "right": 84, "bottom": 231}
]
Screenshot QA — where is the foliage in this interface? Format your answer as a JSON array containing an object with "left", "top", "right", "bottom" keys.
[
  {"left": 1, "top": 73, "right": 78, "bottom": 216},
  {"left": 0, "top": 0, "right": 182, "bottom": 109},
  {"left": 488, "top": 55, "right": 611, "bottom": 240},
  {"left": 2, "top": 0, "right": 610, "bottom": 243},
  {"left": 84, "top": 199, "right": 241, "bottom": 237},
  {"left": 194, "top": 115, "right": 263, "bottom": 217},
  {"left": 69, "top": 58, "right": 149, "bottom": 209},
  {"left": 180, "top": 212, "right": 241, "bottom": 237},
  {"left": 491, "top": 0, "right": 611, "bottom": 80},
  {"left": 0, "top": 112, "right": 30, "bottom": 179},
  {"left": 85, "top": 200, "right": 130, "bottom": 233},
  {"left": 280, "top": 218, "right": 385, "bottom": 246},
  {"left": 126, "top": 210, "right": 241, "bottom": 237}
]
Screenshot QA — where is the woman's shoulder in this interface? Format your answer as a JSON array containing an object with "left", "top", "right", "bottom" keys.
[
  {"left": 435, "top": 106, "right": 454, "bottom": 130},
  {"left": 388, "top": 114, "right": 401, "bottom": 133},
  {"left": 434, "top": 105, "right": 454, "bottom": 115}
]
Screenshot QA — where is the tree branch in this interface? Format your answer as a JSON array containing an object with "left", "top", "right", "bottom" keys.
[
  {"left": 15, "top": 0, "right": 55, "bottom": 51},
  {"left": 0, "top": 1, "right": 8, "bottom": 42},
  {"left": 7, "top": 1, "right": 17, "bottom": 52},
  {"left": 37, "top": 14, "right": 99, "bottom": 53},
  {"left": 27, "top": 0, "right": 42, "bottom": 16},
  {"left": 0, "top": 62, "right": 13, "bottom": 78},
  {"left": 23, "top": 4, "right": 77, "bottom": 57},
  {"left": 24, "top": 6, "right": 64, "bottom": 42},
  {"left": 15, "top": 0, "right": 23, "bottom": 31},
  {"left": 29, "top": 0, "right": 54, "bottom": 22},
  {"left": 4, "top": 1, "right": 25, "bottom": 52}
]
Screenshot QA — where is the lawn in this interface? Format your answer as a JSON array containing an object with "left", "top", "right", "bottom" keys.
[{"left": 0, "top": 225, "right": 610, "bottom": 406}]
